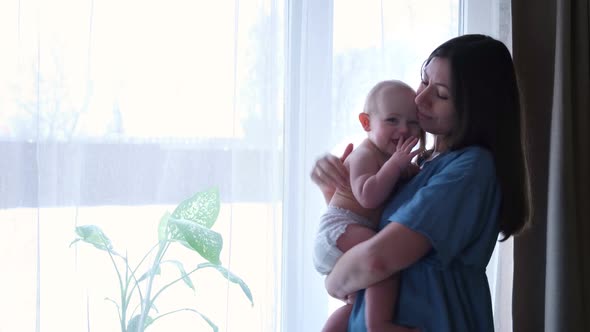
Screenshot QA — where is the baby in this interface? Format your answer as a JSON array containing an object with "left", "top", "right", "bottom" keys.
[{"left": 313, "top": 80, "right": 424, "bottom": 331}]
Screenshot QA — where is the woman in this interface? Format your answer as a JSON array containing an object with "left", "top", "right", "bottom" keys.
[{"left": 311, "top": 34, "right": 532, "bottom": 331}]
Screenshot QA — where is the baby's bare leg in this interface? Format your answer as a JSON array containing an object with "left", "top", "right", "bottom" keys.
[
  {"left": 337, "top": 225, "right": 419, "bottom": 332},
  {"left": 321, "top": 303, "right": 353, "bottom": 332},
  {"left": 336, "top": 223, "right": 376, "bottom": 252},
  {"left": 365, "top": 274, "right": 399, "bottom": 332},
  {"left": 321, "top": 224, "right": 374, "bottom": 331},
  {"left": 366, "top": 274, "right": 420, "bottom": 331}
]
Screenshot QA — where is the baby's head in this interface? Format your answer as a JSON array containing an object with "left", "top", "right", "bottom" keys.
[{"left": 359, "top": 80, "right": 425, "bottom": 155}]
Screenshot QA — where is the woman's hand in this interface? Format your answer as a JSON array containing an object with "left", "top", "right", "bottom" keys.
[
  {"left": 310, "top": 143, "right": 353, "bottom": 204},
  {"left": 324, "top": 265, "right": 348, "bottom": 300}
]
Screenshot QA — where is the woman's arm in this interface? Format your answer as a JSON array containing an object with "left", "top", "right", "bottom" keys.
[
  {"left": 310, "top": 143, "right": 353, "bottom": 204},
  {"left": 325, "top": 221, "right": 431, "bottom": 300}
]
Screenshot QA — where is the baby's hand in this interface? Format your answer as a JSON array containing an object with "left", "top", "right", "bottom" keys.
[{"left": 389, "top": 136, "right": 421, "bottom": 172}]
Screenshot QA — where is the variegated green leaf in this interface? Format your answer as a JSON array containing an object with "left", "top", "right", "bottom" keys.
[
  {"left": 137, "top": 265, "right": 161, "bottom": 283},
  {"left": 168, "top": 218, "right": 222, "bottom": 265},
  {"left": 197, "top": 263, "right": 254, "bottom": 306},
  {"left": 171, "top": 187, "right": 220, "bottom": 229},
  {"left": 195, "top": 310, "right": 218, "bottom": 332},
  {"left": 127, "top": 315, "right": 153, "bottom": 332},
  {"left": 162, "top": 260, "right": 195, "bottom": 291},
  {"left": 158, "top": 211, "right": 171, "bottom": 241},
  {"left": 71, "top": 225, "right": 113, "bottom": 252}
]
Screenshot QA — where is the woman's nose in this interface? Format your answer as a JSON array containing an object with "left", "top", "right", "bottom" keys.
[{"left": 415, "top": 89, "right": 429, "bottom": 109}]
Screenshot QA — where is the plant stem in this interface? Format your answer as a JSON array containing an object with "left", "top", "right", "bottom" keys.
[
  {"left": 124, "top": 242, "right": 161, "bottom": 311},
  {"left": 149, "top": 308, "right": 201, "bottom": 325},
  {"left": 150, "top": 265, "right": 201, "bottom": 304},
  {"left": 103, "top": 242, "right": 127, "bottom": 332},
  {"left": 137, "top": 242, "right": 169, "bottom": 331}
]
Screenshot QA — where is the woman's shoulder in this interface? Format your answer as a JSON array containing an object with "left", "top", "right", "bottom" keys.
[
  {"left": 415, "top": 146, "right": 497, "bottom": 187},
  {"left": 439, "top": 146, "right": 495, "bottom": 174},
  {"left": 444, "top": 145, "right": 492, "bottom": 159}
]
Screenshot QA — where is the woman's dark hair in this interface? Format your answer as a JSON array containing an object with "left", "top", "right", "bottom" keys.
[{"left": 423, "top": 34, "right": 532, "bottom": 240}]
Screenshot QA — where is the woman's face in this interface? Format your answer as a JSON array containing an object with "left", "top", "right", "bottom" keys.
[{"left": 415, "top": 57, "right": 456, "bottom": 137}]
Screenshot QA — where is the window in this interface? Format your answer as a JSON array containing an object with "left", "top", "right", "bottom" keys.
[{"left": 0, "top": 0, "right": 509, "bottom": 331}]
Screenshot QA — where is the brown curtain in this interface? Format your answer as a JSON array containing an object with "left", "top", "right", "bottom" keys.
[{"left": 511, "top": 0, "right": 590, "bottom": 331}]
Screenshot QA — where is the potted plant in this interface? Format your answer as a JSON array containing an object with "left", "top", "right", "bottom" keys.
[{"left": 71, "top": 187, "right": 253, "bottom": 332}]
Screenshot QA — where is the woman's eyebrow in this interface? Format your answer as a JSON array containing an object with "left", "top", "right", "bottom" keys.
[
  {"left": 423, "top": 70, "right": 450, "bottom": 89},
  {"left": 434, "top": 82, "right": 450, "bottom": 89}
]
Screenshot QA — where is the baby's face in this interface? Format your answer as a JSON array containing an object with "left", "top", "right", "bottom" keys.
[{"left": 368, "top": 88, "right": 421, "bottom": 155}]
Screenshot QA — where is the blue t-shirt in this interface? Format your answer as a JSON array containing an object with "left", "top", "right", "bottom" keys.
[{"left": 348, "top": 146, "right": 501, "bottom": 332}]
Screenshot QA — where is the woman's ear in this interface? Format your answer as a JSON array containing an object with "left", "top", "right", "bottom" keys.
[{"left": 359, "top": 113, "right": 371, "bottom": 131}]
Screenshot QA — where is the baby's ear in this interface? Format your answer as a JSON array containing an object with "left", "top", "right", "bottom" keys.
[{"left": 358, "top": 113, "right": 371, "bottom": 131}]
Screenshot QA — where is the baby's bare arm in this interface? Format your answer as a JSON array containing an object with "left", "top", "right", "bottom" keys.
[
  {"left": 347, "top": 144, "right": 386, "bottom": 208},
  {"left": 349, "top": 138, "right": 420, "bottom": 209}
]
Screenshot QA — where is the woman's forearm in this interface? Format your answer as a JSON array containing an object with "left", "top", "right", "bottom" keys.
[
  {"left": 325, "top": 238, "right": 387, "bottom": 300},
  {"left": 325, "top": 222, "right": 432, "bottom": 300}
]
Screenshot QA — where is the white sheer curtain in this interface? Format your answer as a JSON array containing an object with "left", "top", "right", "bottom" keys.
[
  {"left": 0, "top": 0, "right": 513, "bottom": 331},
  {"left": 0, "top": 1, "right": 284, "bottom": 331}
]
